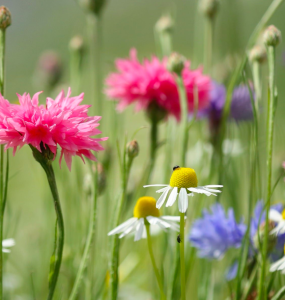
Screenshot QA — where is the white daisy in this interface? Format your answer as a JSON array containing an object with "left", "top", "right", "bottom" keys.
[
  {"left": 108, "top": 196, "right": 182, "bottom": 241},
  {"left": 2, "top": 239, "right": 15, "bottom": 253},
  {"left": 270, "top": 255, "right": 285, "bottom": 274},
  {"left": 144, "top": 166, "right": 223, "bottom": 213},
  {"left": 269, "top": 209, "right": 285, "bottom": 235}
]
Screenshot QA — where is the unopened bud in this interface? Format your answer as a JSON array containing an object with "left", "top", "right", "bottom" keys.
[
  {"left": 263, "top": 25, "right": 281, "bottom": 47},
  {"left": 0, "top": 6, "right": 11, "bottom": 30},
  {"left": 146, "top": 101, "right": 168, "bottom": 123},
  {"left": 167, "top": 52, "right": 185, "bottom": 75},
  {"left": 249, "top": 45, "right": 267, "bottom": 64},
  {"left": 34, "top": 51, "right": 62, "bottom": 90},
  {"left": 253, "top": 220, "right": 277, "bottom": 253},
  {"left": 83, "top": 173, "right": 93, "bottom": 196},
  {"left": 69, "top": 35, "right": 84, "bottom": 52},
  {"left": 127, "top": 140, "right": 139, "bottom": 159},
  {"left": 155, "top": 15, "right": 174, "bottom": 34},
  {"left": 79, "top": 0, "right": 107, "bottom": 16},
  {"left": 199, "top": 0, "right": 219, "bottom": 19}
]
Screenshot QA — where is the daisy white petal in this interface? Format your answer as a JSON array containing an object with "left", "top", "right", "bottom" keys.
[
  {"left": 2, "top": 248, "right": 11, "bottom": 253},
  {"left": 188, "top": 187, "right": 212, "bottom": 196},
  {"left": 119, "top": 220, "right": 138, "bottom": 239},
  {"left": 2, "top": 239, "right": 15, "bottom": 248},
  {"left": 202, "top": 187, "right": 222, "bottom": 193},
  {"left": 134, "top": 219, "right": 144, "bottom": 241},
  {"left": 156, "top": 187, "right": 169, "bottom": 193},
  {"left": 178, "top": 188, "right": 188, "bottom": 213},
  {"left": 205, "top": 185, "right": 223, "bottom": 188},
  {"left": 146, "top": 216, "right": 171, "bottom": 228},
  {"left": 161, "top": 216, "right": 181, "bottom": 222},
  {"left": 269, "top": 210, "right": 283, "bottom": 223},
  {"left": 156, "top": 187, "right": 171, "bottom": 209},
  {"left": 271, "top": 222, "right": 285, "bottom": 235},
  {"left": 108, "top": 218, "right": 137, "bottom": 236},
  {"left": 270, "top": 257, "right": 285, "bottom": 272},
  {"left": 166, "top": 187, "right": 178, "bottom": 207}
]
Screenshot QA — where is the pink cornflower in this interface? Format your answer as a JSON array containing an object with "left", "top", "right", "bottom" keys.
[
  {"left": 105, "top": 49, "right": 211, "bottom": 120},
  {"left": 0, "top": 88, "right": 107, "bottom": 170}
]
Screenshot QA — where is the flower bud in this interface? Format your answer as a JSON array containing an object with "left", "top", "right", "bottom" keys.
[
  {"left": 146, "top": 101, "right": 168, "bottom": 123},
  {"left": 249, "top": 45, "right": 267, "bottom": 64},
  {"left": 167, "top": 53, "right": 185, "bottom": 75},
  {"left": 0, "top": 6, "right": 11, "bottom": 30},
  {"left": 127, "top": 140, "right": 139, "bottom": 159},
  {"left": 155, "top": 14, "right": 174, "bottom": 34},
  {"left": 199, "top": 0, "right": 219, "bottom": 19},
  {"left": 263, "top": 25, "right": 281, "bottom": 47},
  {"left": 253, "top": 220, "right": 277, "bottom": 254},
  {"left": 83, "top": 173, "right": 93, "bottom": 196},
  {"left": 34, "top": 51, "right": 62, "bottom": 90},
  {"left": 69, "top": 35, "right": 84, "bottom": 53},
  {"left": 78, "top": 0, "right": 107, "bottom": 16}
]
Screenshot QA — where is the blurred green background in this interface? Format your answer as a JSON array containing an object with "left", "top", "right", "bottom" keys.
[{"left": 1, "top": 0, "right": 285, "bottom": 299}]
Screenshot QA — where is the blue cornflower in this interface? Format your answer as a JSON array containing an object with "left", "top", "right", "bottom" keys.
[{"left": 189, "top": 203, "right": 246, "bottom": 260}]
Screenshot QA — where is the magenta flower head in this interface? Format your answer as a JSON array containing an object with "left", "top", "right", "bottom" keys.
[
  {"left": 0, "top": 88, "right": 107, "bottom": 170},
  {"left": 105, "top": 49, "right": 211, "bottom": 121}
]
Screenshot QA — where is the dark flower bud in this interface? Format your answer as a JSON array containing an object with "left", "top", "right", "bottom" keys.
[
  {"left": 167, "top": 52, "right": 185, "bottom": 76},
  {"left": 146, "top": 101, "right": 168, "bottom": 123},
  {"left": 127, "top": 140, "right": 139, "bottom": 159},
  {"left": 0, "top": 6, "right": 11, "bottom": 30},
  {"left": 263, "top": 25, "right": 281, "bottom": 47},
  {"left": 249, "top": 45, "right": 267, "bottom": 64},
  {"left": 78, "top": 0, "right": 107, "bottom": 16},
  {"left": 155, "top": 14, "right": 174, "bottom": 34},
  {"left": 199, "top": 0, "right": 219, "bottom": 19}
]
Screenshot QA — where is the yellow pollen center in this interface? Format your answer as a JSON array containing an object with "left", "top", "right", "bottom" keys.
[
  {"left": 133, "top": 196, "right": 160, "bottom": 219},
  {"left": 169, "top": 167, "right": 198, "bottom": 189},
  {"left": 282, "top": 209, "right": 285, "bottom": 220}
]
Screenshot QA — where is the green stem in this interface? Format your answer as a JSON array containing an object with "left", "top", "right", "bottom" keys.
[
  {"left": 0, "top": 27, "right": 6, "bottom": 300},
  {"left": 180, "top": 212, "right": 186, "bottom": 300},
  {"left": 217, "top": 0, "right": 285, "bottom": 184},
  {"left": 110, "top": 145, "right": 134, "bottom": 300},
  {"left": 69, "top": 41, "right": 83, "bottom": 95},
  {"left": 94, "top": 13, "right": 103, "bottom": 115},
  {"left": 257, "top": 45, "right": 276, "bottom": 300},
  {"left": 177, "top": 76, "right": 188, "bottom": 166},
  {"left": 252, "top": 61, "right": 262, "bottom": 110},
  {"left": 145, "top": 223, "right": 166, "bottom": 300},
  {"left": 204, "top": 17, "right": 214, "bottom": 74},
  {"left": 30, "top": 146, "right": 64, "bottom": 300},
  {"left": 69, "top": 165, "right": 98, "bottom": 300}
]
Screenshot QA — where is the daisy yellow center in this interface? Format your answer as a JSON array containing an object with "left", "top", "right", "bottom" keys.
[
  {"left": 169, "top": 167, "right": 198, "bottom": 189},
  {"left": 133, "top": 196, "right": 160, "bottom": 219},
  {"left": 282, "top": 209, "right": 285, "bottom": 220}
]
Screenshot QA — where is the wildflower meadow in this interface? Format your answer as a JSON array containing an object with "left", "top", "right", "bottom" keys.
[{"left": 2, "top": 0, "right": 285, "bottom": 299}]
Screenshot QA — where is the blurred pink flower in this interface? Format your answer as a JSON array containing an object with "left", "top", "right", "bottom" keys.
[
  {"left": 0, "top": 88, "right": 107, "bottom": 170},
  {"left": 105, "top": 49, "right": 211, "bottom": 120}
]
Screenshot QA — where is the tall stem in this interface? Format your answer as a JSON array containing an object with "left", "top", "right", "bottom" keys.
[
  {"left": 257, "top": 45, "right": 276, "bottom": 300},
  {"left": 145, "top": 223, "right": 166, "bottom": 300},
  {"left": 177, "top": 76, "right": 188, "bottom": 166},
  {"left": 252, "top": 61, "right": 262, "bottom": 110},
  {"left": 204, "top": 17, "right": 214, "bottom": 74},
  {"left": 0, "top": 27, "right": 6, "bottom": 299},
  {"left": 179, "top": 212, "right": 186, "bottom": 300},
  {"left": 110, "top": 146, "right": 134, "bottom": 300},
  {"left": 94, "top": 14, "right": 103, "bottom": 115},
  {"left": 69, "top": 165, "right": 98, "bottom": 300},
  {"left": 30, "top": 147, "right": 64, "bottom": 300}
]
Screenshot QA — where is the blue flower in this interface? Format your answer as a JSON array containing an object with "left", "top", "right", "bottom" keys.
[{"left": 189, "top": 203, "right": 246, "bottom": 260}]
